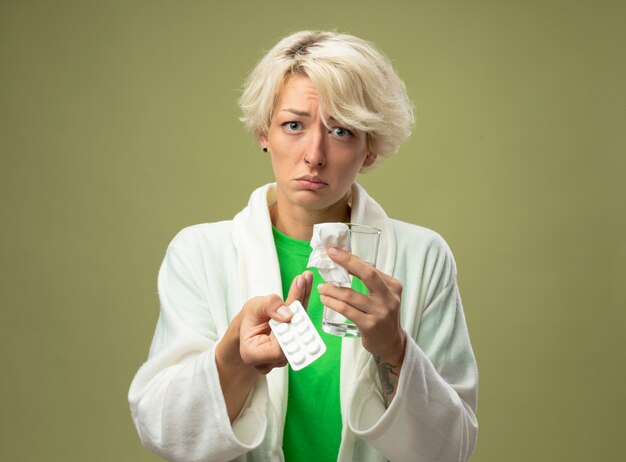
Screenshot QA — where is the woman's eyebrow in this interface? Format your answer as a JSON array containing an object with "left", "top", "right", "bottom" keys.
[{"left": 280, "top": 108, "right": 311, "bottom": 117}]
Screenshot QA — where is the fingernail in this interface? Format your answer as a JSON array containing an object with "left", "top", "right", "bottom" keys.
[
  {"left": 277, "top": 306, "right": 290, "bottom": 318},
  {"left": 328, "top": 247, "right": 340, "bottom": 256},
  {"left": 317, "top": 283, "right": 325, "bottom": 292},
  {"left": 296, "top": 276, "right": 304, "bottom": 290}
]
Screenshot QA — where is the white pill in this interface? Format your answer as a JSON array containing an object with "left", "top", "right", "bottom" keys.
[
  {"left": 280, "top": 331, "right": 294, "bottom": 344},
  {"left": 295, "top": 321, "right": 308, "bottom": 334},
  {"left": 285, "top": 340, "right": 300, "bottom": 354},
  {"left": 290, "top": 351, "right": 305, "bottom": 365},
  {"left": 306, "top": 342, "right": 321, "bottom": 355},
  {"left": 301, "top": 330, "right": 315, "bottom": 344}
]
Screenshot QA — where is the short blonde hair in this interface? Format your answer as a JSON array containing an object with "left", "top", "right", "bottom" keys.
[{"left": 239, "top": 31, "right": 414, "bottom": 171}]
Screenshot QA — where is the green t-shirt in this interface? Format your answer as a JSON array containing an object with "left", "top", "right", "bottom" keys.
[{"left": 273, "top": 227, "right": 344, "bottom": 462}]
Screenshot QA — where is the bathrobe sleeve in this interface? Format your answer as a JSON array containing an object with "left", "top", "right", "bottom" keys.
[
  {"left": 347, "top": 230, "right": 478, "bottom": 461},
  {"left": 128, "top": 226, "right": 268, "bottom": 462}
]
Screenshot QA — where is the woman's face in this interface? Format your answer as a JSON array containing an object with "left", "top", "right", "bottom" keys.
[{"left": 260, "top": 74, "right": 375, "bottom": 217}]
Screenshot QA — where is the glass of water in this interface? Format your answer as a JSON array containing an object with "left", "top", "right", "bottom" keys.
[{"left": 321, "top": 223, "right": 381, "bottom": 338}]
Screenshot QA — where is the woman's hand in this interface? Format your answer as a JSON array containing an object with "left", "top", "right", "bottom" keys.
[
  {"left": 216, "top": 270, "right": 312, "bottom": 422},
  {"left": 239, "top": 270, "right": 313, "bottom": 374},
  {"left": 318, "top": 247, "right": 406, "bottom": 402}
]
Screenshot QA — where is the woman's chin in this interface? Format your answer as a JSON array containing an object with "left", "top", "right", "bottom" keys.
[{"left": 289, "top": 191, "right": 350, "bottom": 214}]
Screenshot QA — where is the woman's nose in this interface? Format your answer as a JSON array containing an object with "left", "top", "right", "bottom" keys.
[{"left": 304, "top": 128, "right": 326, "bottom": 167}]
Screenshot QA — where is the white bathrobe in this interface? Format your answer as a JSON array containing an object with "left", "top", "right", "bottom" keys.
[{"left": 128, "top": 183, "right": 478, "bottom": 462}]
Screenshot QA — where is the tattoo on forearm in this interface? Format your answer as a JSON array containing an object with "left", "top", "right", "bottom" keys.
[{"left": 374, "top": 356, "right": 399, "bottom": 396}]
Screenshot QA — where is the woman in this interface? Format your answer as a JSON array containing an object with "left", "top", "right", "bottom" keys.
[{"left": 129, "top": 31, "right": 478, "bottom": 461}]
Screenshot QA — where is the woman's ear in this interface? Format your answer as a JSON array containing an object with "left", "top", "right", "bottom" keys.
[
  {"left": 259, "top": 135, "right": 268, "bottom": 151},
  {"left": 362, "top": 152, "right": 377, "bottom": 168}
]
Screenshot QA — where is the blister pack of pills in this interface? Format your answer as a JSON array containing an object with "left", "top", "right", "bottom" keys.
[{"left": 269, "top": 300, "right": 327, "bottom": 371}]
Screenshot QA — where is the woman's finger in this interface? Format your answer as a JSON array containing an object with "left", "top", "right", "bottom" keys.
[
  {"left": 326, "top": 247, "right": 387, "bottom": 293},
  {"left": 377, "top": 271, "right": 403, "bottom": 295},
  {"left": 317, "top": 283, "right": 372, "bottom": 313},
  {"left": 320, "top": 293, "right": 367, "bottom": 327},
  {"left": 241, "top": 333, "right": 286, "bottom": 365},
  {"left": 256, "top": 357, "right": 288, "bottom": 375},
  {"left": 285, "top": 274, "right": 310, "bottom": 308},
  {"left": 258, "top": 294, "right": 292, "bottom": 323},
  {"left": 300, "top": 271, "right": 313, "bottom": 310}
]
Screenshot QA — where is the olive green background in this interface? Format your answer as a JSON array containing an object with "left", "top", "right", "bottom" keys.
[{"left": 1, "top": 1, "right": 624, "bottom": 461}]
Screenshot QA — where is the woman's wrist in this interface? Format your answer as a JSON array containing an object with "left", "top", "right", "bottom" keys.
[{"left": 373, "top": 330, "right": 407, "bottom": 367}]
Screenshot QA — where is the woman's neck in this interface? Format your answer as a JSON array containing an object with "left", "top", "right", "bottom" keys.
[{"left": 270, "top": 193, "right": 350, "bottom": 241}]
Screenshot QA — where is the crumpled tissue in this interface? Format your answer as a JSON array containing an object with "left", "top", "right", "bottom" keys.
[{"left": 307, "top": 223, "right": 351, "bottom": 287}]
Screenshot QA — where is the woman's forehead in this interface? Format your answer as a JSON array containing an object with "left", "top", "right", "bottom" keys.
[{"left": 273, "top": 76, "right": 320, "bottom": 114}]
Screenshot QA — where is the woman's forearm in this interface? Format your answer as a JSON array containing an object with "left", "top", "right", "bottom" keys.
[{"left": 374, "top": 332, "right": 406, "bottom": 405}]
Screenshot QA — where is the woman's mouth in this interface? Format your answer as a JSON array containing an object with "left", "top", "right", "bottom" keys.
[{"left": 295, "top": 175, "right": 328, "bottom": 190}]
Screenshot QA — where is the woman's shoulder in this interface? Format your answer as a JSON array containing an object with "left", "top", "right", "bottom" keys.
[
  {"left": 390, "top": 218, "right": 451, "bottom": 253},
  {"left": 389, "top": 218, "right": 457, "bottom": 275}
]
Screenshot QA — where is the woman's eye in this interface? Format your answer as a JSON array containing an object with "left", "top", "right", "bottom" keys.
[
  {"left": 331, "top": 127, "right": 353, "bottom": 137},
  {"left": 282, "top": 121, "right": 302, "bottom": 131}
]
